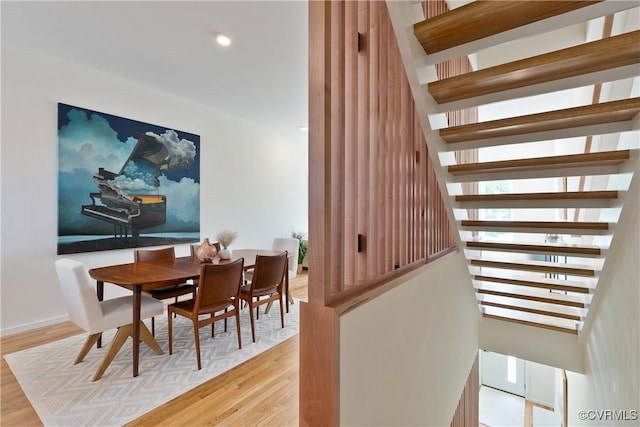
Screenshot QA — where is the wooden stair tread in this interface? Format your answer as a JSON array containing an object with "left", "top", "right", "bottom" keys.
[
  {"left": 448, "top": 150, "right": 630, "bottom": 176},
  {"left": 428, "top": 30, "right": 640, "bottom": 104},
  {"left": 480, "top": 299, "right": 582, "bottom": 321},
  {"left": 483, "top": 311, "right": 579, "bottom": 334},
  {"left": 475, "top": 284, "right": 587, "bottom": 308},
  {"left": 461, "top": 220, "right": 609, "bottom": 230},
  {"left": 440, "top": 98, "right": 640, "bottom": 144},
  {"left": 455, "top": 191, "right": 618, "bottom": 202},
  {"left": 414, "top": 1, "right": 597, "bottom": 55},
  {"left": 474, "top": 274, "right": 593, "bottom": 294},
  {"left": 466, "top": 240, "right": 602, "bottom": 256},
  {"left": 470, "top": 257, "right": 597, "bottom": 277}
]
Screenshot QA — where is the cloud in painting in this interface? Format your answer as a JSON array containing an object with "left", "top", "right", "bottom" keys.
[
  {"left": 146, "top": 130, "right": 197, "bottom": 172},
  {"left": 147, "top": 175, "right": 200, "bottom": 232},
  {"left": 112, "top": 162, "right": 159, "bottom": 192},
  {"left": 58, "top": 108, "right": 136, "bottom": 175}
]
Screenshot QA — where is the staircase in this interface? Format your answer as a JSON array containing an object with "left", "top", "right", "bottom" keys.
[{"left": 387, "top": 1, "right": 640, "bottom": 334}]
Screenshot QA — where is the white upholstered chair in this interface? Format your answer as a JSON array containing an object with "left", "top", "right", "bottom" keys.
[
  {"left": 54, "top": 258, "right": 164, "bottom": 381},
  {"left": 245, "top": 237, "right": 299, "bottom": 283},
  {"left": 273, "top": 237, "right": 300, "bottom": 279}
]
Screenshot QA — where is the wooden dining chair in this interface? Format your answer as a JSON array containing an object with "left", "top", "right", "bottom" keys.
[
  {"left": 134, "top": 246, "right": 196, "bottom": 335},
  {"left": 239, "top": 251, "right": 287, "bottom": 343},
  {"left": 54, "top": 258, "right": 164, "bottom": 381},
  {"left": 168, "top": 257, "right": 245, "bottom": 370}
]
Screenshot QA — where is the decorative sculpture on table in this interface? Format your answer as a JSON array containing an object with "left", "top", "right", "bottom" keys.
[
  {"left": 195, "top": 238, "right": 218, "bottom": 262},
  {"left": 216, "top": 229, "right": 238, "bottom": 259}
]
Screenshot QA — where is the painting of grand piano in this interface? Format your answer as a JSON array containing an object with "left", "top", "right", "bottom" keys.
[{"left": 57, "top": 103, "right": 200, "bottom": 254}]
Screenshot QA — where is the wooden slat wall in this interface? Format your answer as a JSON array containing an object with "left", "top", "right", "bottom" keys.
[
  {"left": 427, "top": 0, "right": 479, "bottom": 234},
  {"left": 450, "top": 353, "right": 480, "bottom": 427},
  {"left": 309, "top": 0, "right": 465, "bottom": 304}
]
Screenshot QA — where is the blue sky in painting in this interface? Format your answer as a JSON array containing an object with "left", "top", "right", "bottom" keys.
[{"left": 57, "top": 103, "right": 200, "bottom": 236}]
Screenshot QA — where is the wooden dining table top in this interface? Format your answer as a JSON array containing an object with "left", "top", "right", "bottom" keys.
[{"left": 88, "top": 249, "right": 286, "bottom": 289}]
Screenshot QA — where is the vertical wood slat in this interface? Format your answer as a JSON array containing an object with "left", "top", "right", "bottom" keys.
[
  {"left": 367, "top": 1, "right": 379, "bottom": 281},
  {"left": 378, "top": 3, "right": 389, "bottom": 277},
  {"left": 310, "top": 0, "right": 460, "bottom": 302},
  {"left": 344, "top": 0, "right": 357, "bottom": 291},
  {"left": 308, "top": 0, "right": 331, "bottom": 306},
  {"left": 330, "top": 1, "right": 345, "bottom": 296},
  {"left": 356, "top": 1, "right": 370, "bottom": 284},
  {"left": 449, "top": 353, "right": 479, "bottom": 427}
]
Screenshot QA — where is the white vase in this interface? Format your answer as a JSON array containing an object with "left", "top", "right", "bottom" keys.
[{"left": 218, "top": 247, "right": 232, "bottom": 260}]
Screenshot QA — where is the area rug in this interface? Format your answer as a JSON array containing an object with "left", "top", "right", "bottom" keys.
[{"left": 4, "top": 300, "right": 300, "bottom": 427}]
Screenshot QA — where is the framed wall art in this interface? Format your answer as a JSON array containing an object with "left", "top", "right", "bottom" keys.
[{"left": 57, "top": 103, "right": 200, "bottom": 254}]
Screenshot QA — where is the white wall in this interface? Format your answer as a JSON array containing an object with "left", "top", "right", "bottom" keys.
[
  {"left": 566, "top": 192, "right": 639, "bottom": 426},
  {"left": 340, "top": 252, "right": 480, "bottom": 426},
  {"left": 480, "top": 316, "right": 584, "bottom": 373},
  {"left": 0, "top": 44, "right": 308, "bottom": 335}
]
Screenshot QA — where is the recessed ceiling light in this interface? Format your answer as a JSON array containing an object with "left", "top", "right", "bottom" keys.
[
  {"left": 216, "top": 34, "right": 231, "bottom": 47},
  {"left": 299, "top": 125, "right": 309, "bottom": 132}
]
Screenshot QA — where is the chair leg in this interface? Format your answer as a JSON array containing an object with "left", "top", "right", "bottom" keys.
[
  {"left": 193, "top": 318, "right": 202, "bottom": 370},
  {"left": 235, "top": 306, "right": 242, "bottom": 350},
  {"left": 74, "top": 333, "right": 101, "bottom": 365},
  {"left": 173, "top": 297, "right": 178, "bottom": 317},
  {"left": 249, "top": 301, "right": 256, "bottom": 343},
  {"left": 211, "top": 313, "right": 215, "bottom": 338},
  {"left": 151, "top": 316, "right": 155, "bottom": 336},
  {"left": 224, "top": 308, "right": 228, "bottom": 332},
  {"left": 93, "top": 324, "right": 132, "bottom": 381},
  {"left": 279, "top": 294, "right": 285, "bottom": 329},
  {"left": 140, "top": 321, "right": 163, "bottom": 355},
  {"left": 265, "top": 300, "right": 273, "bottom": 314},
  {"left": 168, "top": 307, "right": 174, "bottom": 355}
]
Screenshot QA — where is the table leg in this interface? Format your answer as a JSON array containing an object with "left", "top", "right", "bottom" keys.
[
  {"left": 96, "top": 281, "right": 104, "bottom": 349},
  {"left": 285, "top": 258, "right": 290, "bottom": 313},
  {"left": 132, "top": 285, "right": 141, "bottom": 377}
]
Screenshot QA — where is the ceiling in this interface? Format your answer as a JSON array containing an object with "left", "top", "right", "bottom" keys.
[{"left": 1, "top": 1, "right": 309, "bottom": 144}]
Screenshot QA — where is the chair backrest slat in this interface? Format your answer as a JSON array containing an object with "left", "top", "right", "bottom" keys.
[
  {"left": 134, "top": 246, "right": 175, "bottom": 262},
  {"left": 196, "top": 258, "right": 245, "bottom": 312},
  {"left": 251, "top": 252, "right": 288, "bottom": 294}
]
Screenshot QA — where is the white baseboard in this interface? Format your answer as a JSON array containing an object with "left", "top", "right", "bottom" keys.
[{"left": 1, "top": 314, "right": 70, "bottom": 337}]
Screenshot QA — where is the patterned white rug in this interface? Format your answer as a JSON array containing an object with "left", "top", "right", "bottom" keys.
[{"left": 4, "top": 300, "right": 300, "bottom": 427}]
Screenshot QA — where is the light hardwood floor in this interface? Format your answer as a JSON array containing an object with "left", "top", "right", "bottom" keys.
[{"left": 1, "top": 272, "right": 308, "bottom": 427}]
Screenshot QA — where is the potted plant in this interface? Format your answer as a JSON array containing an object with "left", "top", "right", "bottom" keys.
[{"left": 292, "top": 231, "right": 308, "bottom": 274}]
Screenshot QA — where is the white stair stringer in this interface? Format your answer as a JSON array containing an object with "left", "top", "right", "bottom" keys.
[{"left": 387, "top": 1, "right": 640, "bottom": 335}]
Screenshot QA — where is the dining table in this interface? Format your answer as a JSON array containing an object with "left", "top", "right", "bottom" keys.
[{"left": 88, "top": 249, "right": 290, "bottom": 377}]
